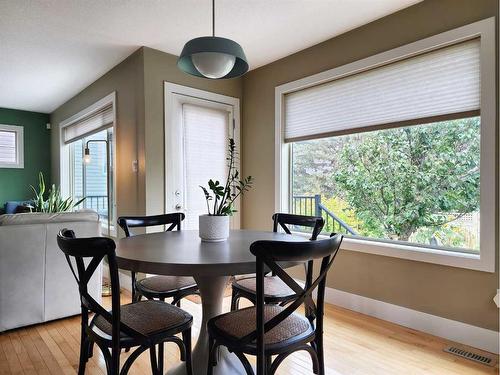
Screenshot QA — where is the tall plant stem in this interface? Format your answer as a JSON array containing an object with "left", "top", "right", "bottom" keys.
[{"left": 219, "top": 145, "right": 235, "bottom": 215}]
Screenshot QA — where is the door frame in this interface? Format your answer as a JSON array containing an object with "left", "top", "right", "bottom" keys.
[{"left": 164, "top": 82, "right": 241, "bottom": 229}]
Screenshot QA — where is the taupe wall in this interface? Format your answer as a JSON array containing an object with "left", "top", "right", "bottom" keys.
[
  {"left": 51, "top": 49, "right": 146, "bottom": 220},
  {"left": 241, "top": 0, "right": 499, "bottom": 330},
  {"left": 141, "top": 47, "right": 242, "bottom": 216}
]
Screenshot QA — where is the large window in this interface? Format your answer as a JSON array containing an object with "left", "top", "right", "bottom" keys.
[
  {"left": 60, "top": 93, "right": 116, "bottom": 236},
  {"left": 292, "top": 116, "right": 480, "bottom": 253},
  {"left": 276, "top": 19, "right": 495, "bottom": 271},
  {"left": 0, "top": 124, "right": 23, "bottom": 169}
]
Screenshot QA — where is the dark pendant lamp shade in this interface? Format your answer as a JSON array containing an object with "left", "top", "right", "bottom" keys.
[{"left": 178, "top": 36, "right": 248, "bottom": 79}]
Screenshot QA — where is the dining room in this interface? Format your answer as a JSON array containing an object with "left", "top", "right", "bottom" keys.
[{"left": 0, "top": 0, "right": 499, "bottom": 374}]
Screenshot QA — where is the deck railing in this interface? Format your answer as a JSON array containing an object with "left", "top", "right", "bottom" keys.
[
  {"left": 76, "top": 195, "right": 108, "bottom": 219},
  {"left": 292, "top": 195, "right": 357, "bottom": 235}
]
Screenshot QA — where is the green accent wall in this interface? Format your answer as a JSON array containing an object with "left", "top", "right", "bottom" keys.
[{"left": 0, "top": 108, "right": 51, "bottom": 209}]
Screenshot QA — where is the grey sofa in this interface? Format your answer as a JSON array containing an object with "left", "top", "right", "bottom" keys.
[{"left": 0, "top": 211, "right": 102, "bottom": 331}]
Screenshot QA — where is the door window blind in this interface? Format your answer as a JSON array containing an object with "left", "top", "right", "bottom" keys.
[
  {"left": 182, "top": 103, "right": 229, "bottom": 229},
  {"left": 284, "top": 39, "right": 480, "bottom": 142},
  {"left": 63, "top": 104, "right": 113, "bottom": 144}
]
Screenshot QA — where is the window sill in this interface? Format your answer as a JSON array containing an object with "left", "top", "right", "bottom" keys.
[
  {"left": 335, "top": 236, "right": 493, "bottom": 273},
  {"left": 290, "top": 230, "right": 492, "bottom": 272}
]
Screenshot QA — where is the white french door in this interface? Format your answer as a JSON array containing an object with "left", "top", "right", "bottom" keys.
[{"left": 165, "top": 83, "right": 240, "bottom": 230}]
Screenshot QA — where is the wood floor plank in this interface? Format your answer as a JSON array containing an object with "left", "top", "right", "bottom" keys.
[
  {"left": 0, "top": 291, "right": 497, "bottom": 375},
  {"left": 0, "top": 332, "right": 24, "bottom": 375}
]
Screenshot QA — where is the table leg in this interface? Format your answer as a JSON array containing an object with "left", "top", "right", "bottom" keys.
[{"left": 167, "top": 275, "right": 248, "bottom": 375}]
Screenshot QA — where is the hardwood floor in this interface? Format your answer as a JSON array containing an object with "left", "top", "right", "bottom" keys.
[{"left": 0, "top": 291, "right": 497, "bottom": 375}]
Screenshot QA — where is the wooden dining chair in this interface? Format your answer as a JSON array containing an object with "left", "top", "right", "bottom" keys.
[
  {"left": 117, "top": 213, "right": 199, "bottom": 306},
  {"left": 230, "top": 213, "right": 324, "bottom": 310},
  {"left": 208, "top": 233, "right": 343, "bottom": 375},
  {"left": 57, "top": 229, "right": 193, "bottom": 375}
]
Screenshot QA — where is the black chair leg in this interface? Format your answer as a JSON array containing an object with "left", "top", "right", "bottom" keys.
[
  {"left": 158, "top": 342, "right": 164, "bottom": 374},
  {"left": 230, "top": 289, "right": 239, "bottom": 311},
  {"left": 207, "top": 336, "right": 216, "bottom": 375},
  {"left": 265, "top": 355, "right": 272, "bottom": 373},
  {"left": 78, "top": 323, "right": 89, "bottom": 375},
  {"left": 315, "top": 335, "right": 325, "bottom": 375},
  {"left": 150, "top": 346, "right": 159, "bottom": 375},
  {"left": 111, "top": 346, "right": 120, "bottom": 375},
  {"left": 183, "top": 329, "right": 193, "bottom": 375},
  {"left": 78, "top": 339, "right": 87, "bottom": 375},
  {"left": 88, "top": 341, "right": 94, "bottom": 359},
  {"left": 131, "top": 271, "right": 136, "bottom": 302}
]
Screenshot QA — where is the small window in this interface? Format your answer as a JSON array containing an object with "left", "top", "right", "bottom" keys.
[{"left": 0, "top": 124, "right": 23, "bottom": 169}]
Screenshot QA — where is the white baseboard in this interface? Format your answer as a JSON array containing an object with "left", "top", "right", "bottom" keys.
[{"left": 324, "top": 287, "right": 499, "bottom": 354}]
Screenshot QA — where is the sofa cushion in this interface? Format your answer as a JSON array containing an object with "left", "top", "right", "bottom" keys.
[
  {"left": 4, "top": 200, "right": 33, "bottom": 214},
  {"left": 0, "top": 210, "right": 99, "bottom": 226}
]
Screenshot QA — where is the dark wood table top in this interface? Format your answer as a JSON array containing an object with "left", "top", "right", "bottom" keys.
[{"left": 115, "top": 229, "right": 305, "bottom": 277}]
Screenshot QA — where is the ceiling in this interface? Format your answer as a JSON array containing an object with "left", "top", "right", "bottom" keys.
[{"left": 0, "top": 0, "right": 421, "bottom": 113}]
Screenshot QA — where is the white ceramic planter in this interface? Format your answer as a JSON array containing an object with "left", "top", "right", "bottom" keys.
[{"left": 199, "top": 214, "right": 230, "bottom": 242}]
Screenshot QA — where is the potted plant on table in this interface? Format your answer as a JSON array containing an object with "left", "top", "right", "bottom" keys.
[{"left": 199, "top": 138, "right": 253, "bottom": 242}]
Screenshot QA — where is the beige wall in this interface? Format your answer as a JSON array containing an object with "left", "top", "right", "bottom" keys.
[
  {"left": 241, "top": 0, "right": 499, "bottom": 330},
  {"left": 50, "top": 49, "right": 146, "bottom": 220}
]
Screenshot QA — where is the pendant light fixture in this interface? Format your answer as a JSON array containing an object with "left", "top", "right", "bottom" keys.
[{"left": 177, "top": 0, "right": 248, "bottom": 79}]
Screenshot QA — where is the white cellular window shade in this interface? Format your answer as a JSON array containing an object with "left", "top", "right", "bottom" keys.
[
  {"left": 0, "top": 131, "right": 16, "bottom": 164},
  {"left": 183, "top": 103, "right": 229, "bottom": 229},
  {"left": 284, "top": 39, "right": 480, "bottom": 142},
  {"left": 63, "top": 104, "right": 113, "bottom": 144},
  {"left": 0, "top": 124, "right": 23, "bottom": 168}
]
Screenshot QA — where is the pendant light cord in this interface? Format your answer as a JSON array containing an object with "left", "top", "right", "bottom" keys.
[{"left": 212, "top": 0, "right": 215, "bottom": 36}]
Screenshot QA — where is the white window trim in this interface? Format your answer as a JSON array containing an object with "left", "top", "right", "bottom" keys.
[
  {"left": 164, "top": 82, "right": 241, "bottom": 229},
  {"left": 59, "top": 92, "right": 117, "bottom": 236},
  {"left": 275, "top": 18, "right": 495, "bottom": 273},
  {"left": 0, "top": 124, "right": 24, "bottom": 169}
]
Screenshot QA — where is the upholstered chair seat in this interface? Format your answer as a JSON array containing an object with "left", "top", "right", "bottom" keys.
[
  {"left": 92, "top": 300, "right": 192, "bottom": 343},
  {"left": 232, "top": 276, "right": 303, "bottom": 299},
  {"left": 208, "top": 305, "right": 314, "bottom": 354},
  {"left": 137, "top": 275, "right": 197, "bottom": 294}
]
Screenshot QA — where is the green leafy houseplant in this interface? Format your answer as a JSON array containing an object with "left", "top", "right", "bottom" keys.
[
  {"left": 200, "top": 138, "right": 253, "bottom": 216},
  {"left": 29, "top": 172, "right": 86, "bottom": 213}
]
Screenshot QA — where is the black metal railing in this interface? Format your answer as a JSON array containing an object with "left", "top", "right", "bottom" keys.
[
  {"left": 76, "top": 195, "right": 108, "bottom": 219},
  {"left": 292, "top": 195, "right": 357, "bottom": 235}
]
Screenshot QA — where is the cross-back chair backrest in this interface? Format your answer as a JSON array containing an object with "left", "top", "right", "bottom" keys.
[
  {"left": 117, "top": 213, "right": 185, "bottom": 237},
  {"left": 244, "top": 234, "right": 343, "bottom": 350},
  {"left": 272, "top": 213, "right": 324, "bottom": 240},
  {"left": 57, "top": 229, "right": 148, "bottom": 345}
]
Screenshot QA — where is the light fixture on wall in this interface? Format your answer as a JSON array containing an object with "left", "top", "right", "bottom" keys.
[
  {"left": 84, "top": 139, "right": 113, "bottom": 297},
  {"left": 177, "top": 0, "right": 248, "bottom": 79}
]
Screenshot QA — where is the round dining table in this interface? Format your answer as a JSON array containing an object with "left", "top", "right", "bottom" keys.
[{"left": 115, "top": 229, "right": 305, "bottom": 375}]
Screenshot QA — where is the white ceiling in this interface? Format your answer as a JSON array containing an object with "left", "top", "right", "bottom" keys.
[{"left": 0, "top": 0, "right": 421, "bottom": 113}]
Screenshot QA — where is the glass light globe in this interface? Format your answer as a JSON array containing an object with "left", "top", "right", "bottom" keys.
[{"left": 191, "top": 52, "right": 236, "bottom": 79}]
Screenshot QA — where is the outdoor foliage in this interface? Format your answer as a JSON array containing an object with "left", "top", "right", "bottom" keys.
[{"left": 292, "top": 117, "right": 480, "bottom": 249}]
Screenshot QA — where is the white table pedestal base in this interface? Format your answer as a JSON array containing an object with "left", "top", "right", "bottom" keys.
[{"left": 168, "top": 275, "right": 248, "bottom": 375}]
